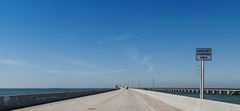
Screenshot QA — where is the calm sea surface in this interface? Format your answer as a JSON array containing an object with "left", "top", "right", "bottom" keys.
[{"left": 0, "top": 88, "right": 106, "bottom": 96}]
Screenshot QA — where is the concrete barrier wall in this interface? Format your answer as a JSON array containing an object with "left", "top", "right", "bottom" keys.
[
  {"left": 133, "top": 89, "right": 240, "bottom": 111},
  {"left": 0, "top": 89, "right": 117, "bottom": 111}
]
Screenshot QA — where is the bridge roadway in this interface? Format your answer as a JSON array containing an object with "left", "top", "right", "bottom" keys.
[{"left": 14, "top": 89, "right": 182, "bottom": 111}]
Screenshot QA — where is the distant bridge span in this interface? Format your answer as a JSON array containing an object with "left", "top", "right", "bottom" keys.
[{"left": 145, "top": 88, "right": 240, "bottom": 95}]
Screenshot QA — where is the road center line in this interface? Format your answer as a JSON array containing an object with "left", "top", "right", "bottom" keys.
[{"left": 135, "top": 93, "right": 155, "bottom": 111}]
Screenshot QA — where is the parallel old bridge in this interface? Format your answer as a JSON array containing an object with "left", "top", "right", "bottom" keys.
[{"left": 149, "top": 88, "right": 240, "bottom": 95}]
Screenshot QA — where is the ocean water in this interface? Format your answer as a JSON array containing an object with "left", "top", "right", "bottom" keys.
[
  {"left": 0, "top": 88, "right": 106, "bottom": 96},
  {"left": 152, "top": 90, "right": 240, "bottom": 105}
]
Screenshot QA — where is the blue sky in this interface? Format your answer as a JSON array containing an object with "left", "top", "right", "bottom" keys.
[{"left": 0, "top": 0, "right": 240, "bottom": 88}]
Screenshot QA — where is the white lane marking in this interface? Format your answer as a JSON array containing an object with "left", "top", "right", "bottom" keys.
[{"left": 135, "top": 93, "right": 155, "bottom": 111}]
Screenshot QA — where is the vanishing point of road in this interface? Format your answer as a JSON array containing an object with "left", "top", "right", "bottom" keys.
[{"left": 15, "top": 89, "right": 182, "bottom": 111}]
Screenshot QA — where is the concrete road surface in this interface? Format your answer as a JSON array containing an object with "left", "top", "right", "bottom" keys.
[{"left": 14, "top": 89, "right": 182, "bottom": 111}]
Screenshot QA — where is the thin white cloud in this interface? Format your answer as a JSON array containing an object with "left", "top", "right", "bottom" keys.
[
  {"left": 73, "top": 69, "right": 128, "bottom": 78},
  {"left": 48, "top": 56, "right": 127, "bottom": 76},
  {"left": 98, "top": 33, "right": 135, "bottom": 44},
  {"left": 1, "top": 59, "right": 19, "bottom": 65},
  {"left": 47, "top": 69, "right": 128, "bottom": 77},
  {"left": 0, "top": 48, "right": 6, "bottom": 52},
  {"left": 74, "top": 62, "right": 96, "bottom": 68},
  {"left": 128, "top": 46, "right": 155, "bottom": 72},
  {"left": 54, "top": 57, "right": 96, "bottom": 69},
  {"left": 77, "top": 69, "right": 128, "bottom": 75},
  {"left": 0, "top": 59, "right": 39, "bottom": 68},
  {"left": 47, "top": 70, "right": 62, "bottom": 74}
]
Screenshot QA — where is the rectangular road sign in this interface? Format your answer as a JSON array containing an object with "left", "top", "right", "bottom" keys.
[{"left": 196, "top": 48, "right": 212, "bottom": 61}]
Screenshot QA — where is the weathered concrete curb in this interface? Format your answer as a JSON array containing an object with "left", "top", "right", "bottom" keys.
[
  {"left": 0, "top": 89, "right": 117, "bottom": 111},
  {"left": 133, "top": 89, "right": 240, "bottom": 111}
]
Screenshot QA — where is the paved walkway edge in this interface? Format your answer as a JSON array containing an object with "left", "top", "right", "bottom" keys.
[{"left": 133, "top": 89, "right": 240, "bottom": 111}]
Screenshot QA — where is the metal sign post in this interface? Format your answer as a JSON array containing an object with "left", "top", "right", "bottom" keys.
[
  {"left": 196, "top": 48, "right": 212, "bottom": 99},
  {"left": 200, "top": 60, "right": 204, "bottom": 99}
]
